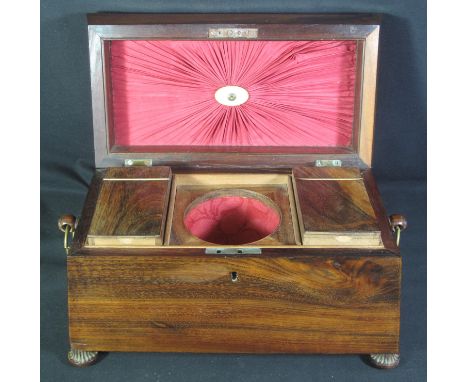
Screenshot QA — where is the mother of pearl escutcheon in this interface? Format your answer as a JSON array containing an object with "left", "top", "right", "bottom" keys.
[{"left": 214, "top": 85, "right": 249, "bottom": 106}]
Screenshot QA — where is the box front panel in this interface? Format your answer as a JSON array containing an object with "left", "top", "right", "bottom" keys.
[{"left": 68, "top": 254, "right": 400, "bottom": 354}]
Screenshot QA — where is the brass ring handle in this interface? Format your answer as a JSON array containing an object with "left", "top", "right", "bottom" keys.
[
  {"left": 58, "top": 214, "right": 77, "bottom": 254},
  {"left": 63, "top": 225, "right": 74, "bottom": 254},
  {"left": 388, "top": 214, "right": 407, "bottom": 246}
]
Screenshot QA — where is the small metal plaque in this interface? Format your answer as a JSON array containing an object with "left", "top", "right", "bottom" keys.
[
  {"left": 209, "top": 28, "right": 258, "bottom": 39},
  {"left": 206, "top": 248, "right": 262, "bottom": 255},
  {"left": 315, "top": 159, "right": 342, "bottom": 167}
]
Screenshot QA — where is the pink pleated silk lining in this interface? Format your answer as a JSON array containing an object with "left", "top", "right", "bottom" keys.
[
  {"left": 184, "top": 196, "right": 281, "bottom": 245},
  {"left": 110, "top": 40, "right": 357, "bottom": 148}
]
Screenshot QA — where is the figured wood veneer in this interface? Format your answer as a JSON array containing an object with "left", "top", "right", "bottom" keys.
[
  {"left": 68, "top": 254, "right": 400, "bottom": 353},
  {"left": 87, "top": 167, "right": 171, "bottom": 246},
  {"left": 293, "top": 167, "right": 382, "bottom": 247}
]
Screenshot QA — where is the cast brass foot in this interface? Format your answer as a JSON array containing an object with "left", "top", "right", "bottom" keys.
[
  {"left": 368, "top": 353, "right": 400, "bottom": 369},
  {"left": 67, "top": 349, "right": 99, "bottom": 367}
]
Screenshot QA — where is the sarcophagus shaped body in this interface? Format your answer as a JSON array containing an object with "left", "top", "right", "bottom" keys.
[{"left": 60, "top": 13, "right": 406, "bottom": 369}]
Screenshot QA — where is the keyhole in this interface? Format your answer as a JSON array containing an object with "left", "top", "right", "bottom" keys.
[{"left": 231, "top": 271, "right": 238, "bottom": 282}]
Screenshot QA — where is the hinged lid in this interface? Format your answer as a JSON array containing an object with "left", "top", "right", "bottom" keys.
[{"left": 88, "top": 13, "right": 381, "bottom": 169}]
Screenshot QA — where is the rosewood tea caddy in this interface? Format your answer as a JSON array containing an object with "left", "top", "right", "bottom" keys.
[{"left": 58, "top": 13, "right": 407, "bottom": 369}]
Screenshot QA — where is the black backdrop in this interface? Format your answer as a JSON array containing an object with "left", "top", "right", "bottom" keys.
[{"left": 40, "top": 1, "right": 427, "bottom": 381}]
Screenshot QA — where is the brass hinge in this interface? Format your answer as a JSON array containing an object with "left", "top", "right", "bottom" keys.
[
  {"left": 315, "top": 159, "right": 342, "bottom": 167},
  {"left": 124, "top": 159, "right": 153, "bottom": 167}
]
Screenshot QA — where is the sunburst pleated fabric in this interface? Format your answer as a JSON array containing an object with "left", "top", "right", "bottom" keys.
[{"left": 110, "top": 40, "right": 356, "bottom": 148}]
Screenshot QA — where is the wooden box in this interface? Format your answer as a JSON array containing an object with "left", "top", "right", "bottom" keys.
[{"left": 59, "top": 13, "right": 406, "bottom": 369}]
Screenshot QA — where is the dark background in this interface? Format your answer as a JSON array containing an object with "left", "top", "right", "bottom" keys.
[{"left": 41, "top": 1, "right": 427, "bottom": 381}]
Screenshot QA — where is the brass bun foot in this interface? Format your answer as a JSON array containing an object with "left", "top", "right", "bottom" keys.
[
  {"left": 68, "top": 349, "right": 99, "bottom": 367},
  {"left": 368, "top": 353, "right": 400, "bottom": 369}
]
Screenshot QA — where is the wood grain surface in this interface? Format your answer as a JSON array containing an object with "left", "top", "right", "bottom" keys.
[
  {"left": 293, "top": 167, "right": 382, "bottom": 247},
  {"left": 68, "top": 254, "right": 400, "bottom": 353},
  {"left": 87, "top": 167, "right": 171, "bottom": 246}
]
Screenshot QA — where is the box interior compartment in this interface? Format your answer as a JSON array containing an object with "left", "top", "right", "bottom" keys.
[
  {"left": 166, "top": 173, "right": 300, "bottom": 246},
  {"left": 83, "top": 15, "right": 385, "bottom": 250},
  {"left": 183, "top": 190, "right": 282, "bottom": 245},
  {"left": 85, "top": 167, "right": 384, "bottom": 249}
]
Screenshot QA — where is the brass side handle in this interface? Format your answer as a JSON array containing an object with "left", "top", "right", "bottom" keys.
[
  {"left": 388, "top": 214, "right": 407, "bottom": 246},
  {"left": 58, "top": 214, "right": 77, "bottom": 254}
]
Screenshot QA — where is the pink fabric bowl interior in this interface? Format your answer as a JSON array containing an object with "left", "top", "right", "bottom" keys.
[
  {"left": 109, "top": 39, "right": 357, "bottom": 149},
  {"left": 184, "top": 195, "right": 281, "bottom": 245}
]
